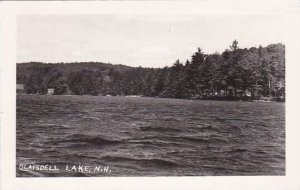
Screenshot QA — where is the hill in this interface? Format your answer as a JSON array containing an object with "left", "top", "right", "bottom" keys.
[{"left": 17, "top": 41, "right": 285, "bottom": 100}]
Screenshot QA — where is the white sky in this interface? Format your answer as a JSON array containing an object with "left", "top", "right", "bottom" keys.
[{"left": 17, "top": 14, "right": 285, "bottom": 68}]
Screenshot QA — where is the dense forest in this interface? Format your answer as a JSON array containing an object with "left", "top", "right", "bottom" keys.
[{"left": 17, "top": 40, "right": 285, "bottom": 100}]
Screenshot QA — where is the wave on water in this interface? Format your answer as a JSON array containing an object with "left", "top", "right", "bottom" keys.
[
  {"left": 16, "top": 95, "right": 285, "bottom": 176},
  {"left": 101, "top": 155, "right": 181, "bottom": 168},
  {"left": 139, "top": 125, "right": 183, "bottom": 132},
  {"left": 62, "top": 134, "right": 123, "bottom": 146}
]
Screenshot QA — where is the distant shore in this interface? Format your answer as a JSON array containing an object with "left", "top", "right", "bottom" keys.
[
  {"left": 195, "top": 95, "right": 285, "bottom": 102},
  {"left": 17, "top": 93, "right": 285, "bottom": 103},
  {"left": 17, "top": 42, "right": 285, "bottom": 102}
]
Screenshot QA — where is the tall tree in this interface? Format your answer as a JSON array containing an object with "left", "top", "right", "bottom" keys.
[{"left": 184, "top": 48, "right": 205, "bottom": 97}]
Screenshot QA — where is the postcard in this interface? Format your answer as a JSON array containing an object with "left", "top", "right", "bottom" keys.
[{"left": 1, "top": 0, "right": 300, "bottom": 189}]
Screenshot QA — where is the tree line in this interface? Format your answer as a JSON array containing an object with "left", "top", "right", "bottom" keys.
[{"left": 17, "top": 40, "right": 285, "bottom": 100}]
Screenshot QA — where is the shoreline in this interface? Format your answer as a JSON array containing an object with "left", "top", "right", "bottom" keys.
[{"left": 17, "top": 93, "right": 285, "bottom": 103}]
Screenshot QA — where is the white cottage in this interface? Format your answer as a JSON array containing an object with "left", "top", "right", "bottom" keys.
[{"left": 47, "top": 88, "right": 54, "bottom": 95}]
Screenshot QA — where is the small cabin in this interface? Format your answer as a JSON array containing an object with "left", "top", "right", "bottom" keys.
[
  {"left": 47, "top": 88, "right": 54, "bottom": 95},
  {"left": 17, "top": 84, "right": 25, "bottom": 93}
]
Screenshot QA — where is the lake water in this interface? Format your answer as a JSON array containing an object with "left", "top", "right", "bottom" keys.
[{"left": 16, "top": 95, "right": 285, "bottom": 176}]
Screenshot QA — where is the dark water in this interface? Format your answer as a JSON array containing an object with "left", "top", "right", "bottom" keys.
[{"left": 16, "top": 94, "right": 285, "bottom": 177}]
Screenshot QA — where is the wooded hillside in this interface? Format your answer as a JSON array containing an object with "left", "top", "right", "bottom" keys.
[{"left": 17, "top": 40, "right": 285, "bottom": 100}]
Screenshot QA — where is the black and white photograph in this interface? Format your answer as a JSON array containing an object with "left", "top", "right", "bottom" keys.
[
  {"left": 15, "top": 13, "right": 287, "bottom": 177},
  {"left": 2, "top": 0, "right": 300, "bottom": 189}
]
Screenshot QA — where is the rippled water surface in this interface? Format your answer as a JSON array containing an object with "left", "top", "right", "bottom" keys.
[{"left": 16, "top": 95, "right": 285, "bottom": 176}]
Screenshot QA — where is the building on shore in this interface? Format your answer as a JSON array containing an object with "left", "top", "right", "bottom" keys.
[
  {"left": 47, "top": 88, "right": 54, "bottom": 95},
  {"left": 17, "top": 84, "right": 25, "bottom": 93}
]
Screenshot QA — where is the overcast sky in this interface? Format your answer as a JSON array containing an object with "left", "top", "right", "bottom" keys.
[{"left": 17, "top": 14, "right": 285, "bottom": 68}]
